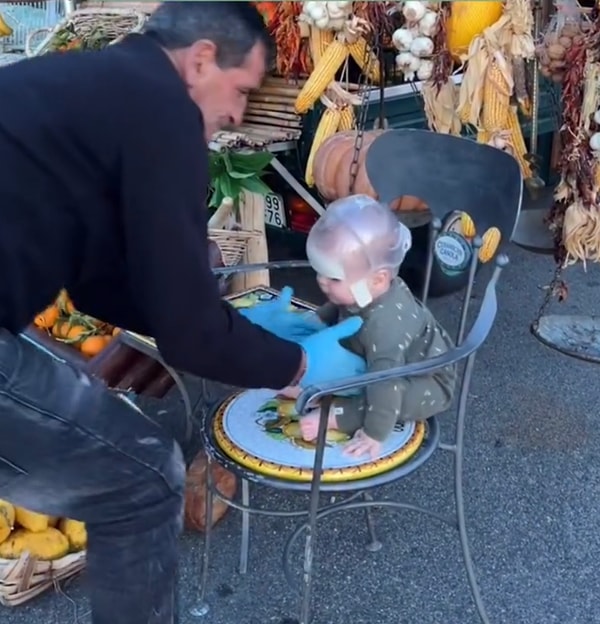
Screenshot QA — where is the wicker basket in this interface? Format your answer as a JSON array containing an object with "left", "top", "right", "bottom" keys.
[
  {"left": 209, "top": 228, "right": 261, "bottom": 267},
  {"left": 0, "top": 551, "right": 86, "bottom": 607},
  {"left": 25, "top": 7, "right": 146, "bottom": 57},
  {"left": 82, "top": 2, "right": 160, "bottom": 13}
]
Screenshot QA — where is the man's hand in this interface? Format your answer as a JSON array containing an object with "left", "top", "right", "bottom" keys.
[
  {"left": 299, "top": 317, "right": 366, "bottom": 388},
  {"left": 239, "top": 286, "right": 325, "bottom": 341},
  {"left": 343, "top": 429, "right": 382, "bottom": 460}
]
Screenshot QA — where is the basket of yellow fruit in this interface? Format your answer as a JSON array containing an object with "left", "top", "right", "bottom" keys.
[{"left": 0, "top": 500, "right": 87, "bottom": 607}]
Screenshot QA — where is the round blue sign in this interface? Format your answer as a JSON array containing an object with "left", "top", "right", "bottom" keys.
[{"left": 433, "top": 232, "right": 473, "bottom": 277}]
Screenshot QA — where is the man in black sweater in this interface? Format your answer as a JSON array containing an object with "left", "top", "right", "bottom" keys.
[{"left": 0, "top": 3, "right": 365, "bottom": 623}]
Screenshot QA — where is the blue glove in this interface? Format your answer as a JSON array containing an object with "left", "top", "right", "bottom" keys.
[
  {"left": 299, "top": 317, "right": 367, "bottom": 391},
  {"left": 239, "top": 286, "right": 325, "bottom": 341}
]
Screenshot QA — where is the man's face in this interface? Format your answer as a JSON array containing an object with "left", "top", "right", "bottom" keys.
[{"left": 181, "top": 40, "right": 266, "bottom": 140}]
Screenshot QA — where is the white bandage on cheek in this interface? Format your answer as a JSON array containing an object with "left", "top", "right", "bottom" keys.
[{"left": 350, "top": 279, "right": 373, "bottom": 308}]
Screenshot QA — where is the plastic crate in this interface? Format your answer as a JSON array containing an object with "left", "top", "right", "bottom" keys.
[{"left": 1, "top": 1, "right": 63, "bottom": 52}]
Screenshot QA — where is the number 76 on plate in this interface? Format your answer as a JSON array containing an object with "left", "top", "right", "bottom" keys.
[{"left": 264, "top": 193, "right": 287, "bottom": 229}]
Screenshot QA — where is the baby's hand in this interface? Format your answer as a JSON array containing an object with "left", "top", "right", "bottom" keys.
[
  {"left": 343, "top": 429, "right": 382, "bottom": 460},
  {"left": 299, "top": 410, "right": 320, "bottom": 441},
  {"left": 278, "top": 385, "right": 301, "bottom": 399}
]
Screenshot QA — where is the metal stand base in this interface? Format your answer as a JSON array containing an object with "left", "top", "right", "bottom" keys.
[
  {"left": 532, "top": 314, "right": 600, "bottom": 363},
  {"left": 512, "top": 207, "right": 554, "bottom": 254}
]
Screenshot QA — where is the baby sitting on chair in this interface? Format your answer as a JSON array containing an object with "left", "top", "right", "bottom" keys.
[{"left": 282, "top": 195, "right": 457, "bottom": 460}]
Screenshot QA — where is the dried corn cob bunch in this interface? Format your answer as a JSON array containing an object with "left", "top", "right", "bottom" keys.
[
  {"left": 347, "top": 36, "right": 380, "bottom": 83},
  {"left": 305, "top": 106, "right": 342, "bottom": 186},
  {"left": 294, "top": 38, "right": 349, "bottom": 114}
]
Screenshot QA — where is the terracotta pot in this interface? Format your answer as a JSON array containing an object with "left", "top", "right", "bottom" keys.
[{"left": 184, "top": 452, "right": 237, "bottom": 533}]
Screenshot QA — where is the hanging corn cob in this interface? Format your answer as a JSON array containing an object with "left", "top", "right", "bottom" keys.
[
  {"left": 305, "top": 105, "right": 342, "bottom": 186},
  {"left": 294, "top": 38, "right": 349, "bottom": 114},
  {"left": 347, "top": 36, "right": 380, "bottom": 84},
  {"left": 506, "top": 106, "right": 532, "bottom": 178},
  {"left": 309, "top": 27, "right": 335, "bottom": 65},
  {"left": 482, "top": 58, "right": 512, "bottom": 131},
  {"left": 478, "top": 227, "right": 502, "bottom": 263},
  {"left": 460, "top": 212, "right": 476, "bottom": 239},
  {"left": 338, "top": 105, "right": 356, "bottom": 131}
]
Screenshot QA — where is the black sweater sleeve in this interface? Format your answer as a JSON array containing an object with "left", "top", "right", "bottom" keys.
[{"left": 119, "top": 105, "right": 302, "bottom": 389}]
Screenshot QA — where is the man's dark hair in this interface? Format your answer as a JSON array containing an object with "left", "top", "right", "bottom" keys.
[{"left": 144, "top": 1, "right": 275, "bottom": 69}]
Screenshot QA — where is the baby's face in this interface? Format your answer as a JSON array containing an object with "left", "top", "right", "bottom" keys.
[
  {"left": 316, "top": 269, "right": 394, "bottom": 307},
  {"left": 316, "top": 275, "right": 356, "bottom": 306}
]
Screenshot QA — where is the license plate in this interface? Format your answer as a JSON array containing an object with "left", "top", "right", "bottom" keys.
[{"left": 264, "top": 192, "right": 287, "bottom": 229}]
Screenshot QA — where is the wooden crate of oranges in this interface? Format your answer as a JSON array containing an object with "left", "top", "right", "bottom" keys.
[
  {"left": 29, "top": 290, "right": 176, "bottom": 398},
  {"left": 32, "top": 289, "right": 119, "bottom": 358}
]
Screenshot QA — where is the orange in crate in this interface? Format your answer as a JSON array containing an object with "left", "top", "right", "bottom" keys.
[{"left": 32, "top": 290, "right": 117, "bottom": 358}]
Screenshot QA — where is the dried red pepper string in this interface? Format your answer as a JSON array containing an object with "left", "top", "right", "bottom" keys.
[{"left": 431, "top": 2, "right": 453, "bottom": 92}]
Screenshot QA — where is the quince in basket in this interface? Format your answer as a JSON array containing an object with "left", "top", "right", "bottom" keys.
[
  {"left": 0, "top": 499, "right": 15, "bottom": 543},
  {"left": 0, "top": 527, "right": 69, "bottom": 561},
  {"left": 0, "top": 500, "right": 87, "bottom": 560}
]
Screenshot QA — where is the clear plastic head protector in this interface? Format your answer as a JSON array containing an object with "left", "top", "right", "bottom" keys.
[{"left": 306, "top": 195, "right": 412, "bottom": 307}]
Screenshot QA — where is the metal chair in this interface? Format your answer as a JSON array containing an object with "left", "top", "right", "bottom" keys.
[
  {"left": 192, "top": 133, "right": 521, "bottom": 624},
  {"left": 192, "top": 244, "right": 508, "bottom": 624}
]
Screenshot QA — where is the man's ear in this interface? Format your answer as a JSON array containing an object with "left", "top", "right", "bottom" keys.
[{"left": 183, "top": 39, "right": 218, "bottom": 79}]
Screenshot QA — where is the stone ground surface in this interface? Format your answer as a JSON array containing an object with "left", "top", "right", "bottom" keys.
[{"left": 4, "top": 193, "right": 600, "bottom": 624}]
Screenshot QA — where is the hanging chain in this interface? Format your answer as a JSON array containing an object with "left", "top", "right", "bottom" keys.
[
  {"left": 348, "top": 29, "right": 380, "bottom": 194},
  {"left": 531, "top": 263, "right": 567, "bottom": 330}
]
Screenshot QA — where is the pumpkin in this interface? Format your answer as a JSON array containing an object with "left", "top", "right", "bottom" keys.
[
  {"left": 446, "top": 1, "right": 504, "bottom": 60},
  {"left": 184, "top": 452, "right": 237, "bottom": 533},
  {"left": 313, "top": 130, "right": 385, "bottom": 201},
  {"left": 391, "top": 196, "right": 429, "bottom": 212},
  {"left": 312, "top": 130, "right": 429, "bottom": 213}
]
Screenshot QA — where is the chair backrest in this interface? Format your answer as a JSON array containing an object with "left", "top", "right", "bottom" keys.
[
  {"left": 366, "top": 129, "right": 523, "bottom": 240},
  {"left": 365, "top": 129, "right": 522, "bottom": 298}
]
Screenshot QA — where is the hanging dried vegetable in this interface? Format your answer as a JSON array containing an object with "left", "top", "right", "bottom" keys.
[
  {"left": 430, "top": 2, "right": 453, "bottom": 91},
  {"left": 251, "top": 2, "right": 279, "bottom": 28},
  {"left": 549, "top": 17, "right": 600, "bottom": 268},
  {"left": 353, "top": 1, "right": 395, "bottom": 49},
  {"left": 420, "top": 2, "right": 461, "bottom": 136},
  {"left": 269, "top": 2, "right": 312, "bottom": 79},
  {"left": 535, "top": 0, "right": 588, "bottom": 86},
  {"left": 456, "top": 0, "right": 535, "bottom": 178}
]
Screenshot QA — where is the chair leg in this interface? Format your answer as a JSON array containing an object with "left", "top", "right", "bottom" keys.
[
  {"left": 239, "top": 478, "right": 251, "bottom": 575},
  {"left": 190, "top": 457, "right": 214, "bottom": 618},
  {"left": 298, "top": 398, "right": 334, "bottom": 624},
  {"left": 362, "top": 492, "right": 382, "bottom": 552},
  {"left": 455, "top": 454, "right": 491, "bottom": 624}
]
